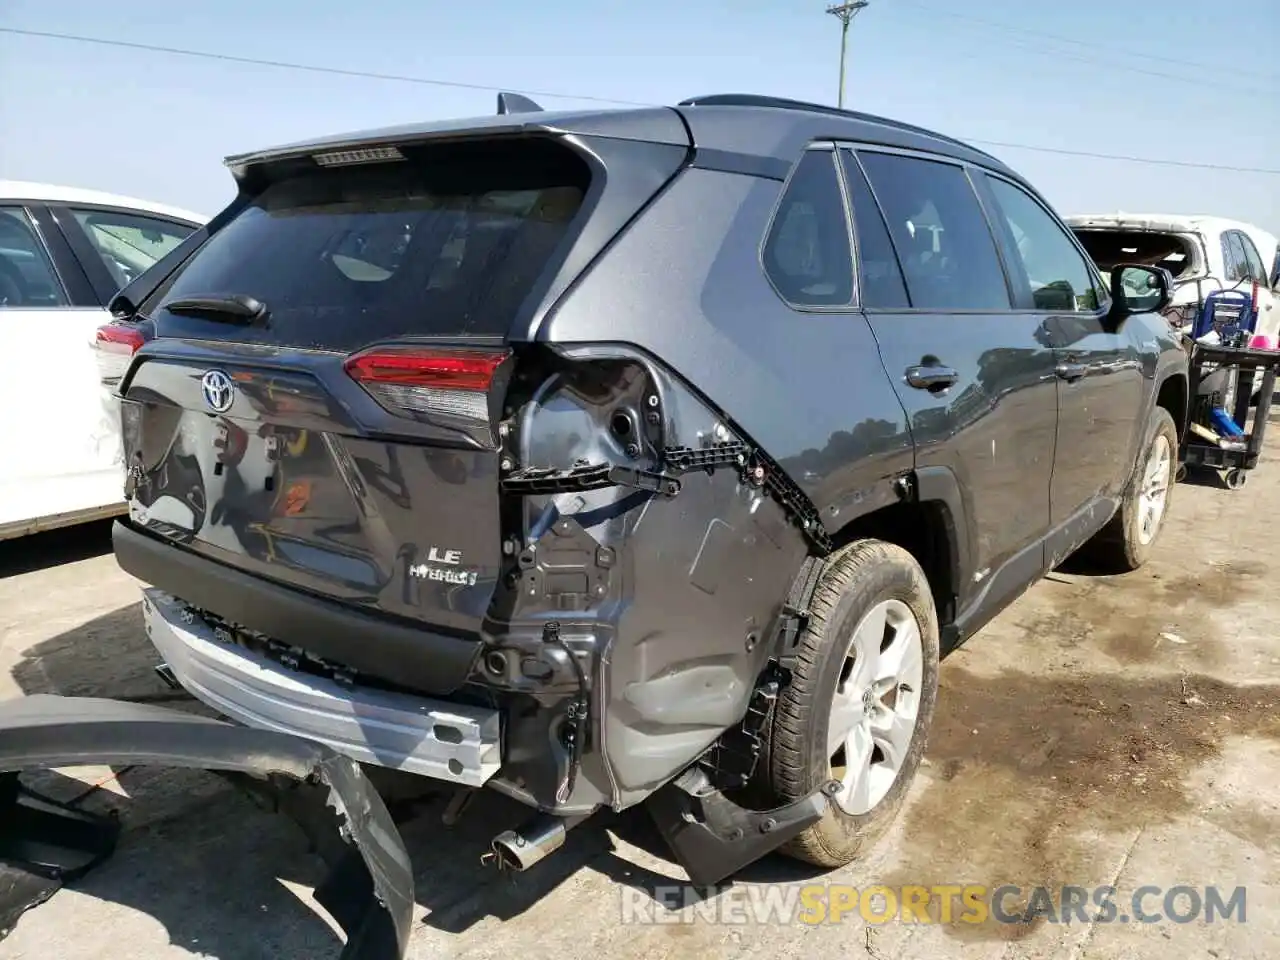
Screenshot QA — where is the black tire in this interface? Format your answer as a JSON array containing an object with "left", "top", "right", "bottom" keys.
[
  {"left": 1081, "top": 406, "right": 1178, "bottom": 572},
  {"left": 766, "top": 538, "right": 940, "bottom": 869}
]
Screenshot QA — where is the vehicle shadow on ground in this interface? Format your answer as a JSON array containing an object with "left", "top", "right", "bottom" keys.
[
  {"left": 9, "top": 602, "right": 181, "bottom": 703},
  {"left": 0, "top": 519, "right": 114, "bottom": 580},
  {"left": 397, "top": 793, "right": 830, "bottom": 936},
  {"left": 8, "top": 604, "right": 833, "bottom": 956}
]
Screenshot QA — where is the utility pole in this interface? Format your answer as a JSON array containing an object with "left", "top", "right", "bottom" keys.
[{"left": 826, "top": 1, "right": 870, "bottom": 109}]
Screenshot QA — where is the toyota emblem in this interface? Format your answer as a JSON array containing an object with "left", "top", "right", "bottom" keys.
[{"left": 200, "top": 370, "right": 235, "bottom": 414}]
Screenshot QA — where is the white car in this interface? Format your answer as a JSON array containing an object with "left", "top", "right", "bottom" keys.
[
  {"left": 0, "top": 181, "right": 205, "bottom": 540},
  {"left": 1066, "top": 213, "right": 1280, "bottom": 338}
]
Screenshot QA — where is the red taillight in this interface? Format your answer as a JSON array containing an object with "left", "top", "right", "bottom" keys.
[
  {"left": 344, "top": 346, "right": 510, "bottom": 423},
  {"left": 344, "top": 347, "right": 507, "bottom": 390},
  {"left": 96, "top": 323, "right": 146, "bottom": 353},
  {"left": 94, "top": 323, "right": 147, "bottom": 386}
]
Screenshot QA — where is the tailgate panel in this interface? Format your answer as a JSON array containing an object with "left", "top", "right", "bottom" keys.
[{"left": 122, "top": 356, "right": 501, "bottom": 636}]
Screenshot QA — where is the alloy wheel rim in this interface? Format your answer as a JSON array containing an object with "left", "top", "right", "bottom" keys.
[
  {"left": 826, "top": 598, "right": 924, "bottom": 816},
  {"left": 1137, "top": 434, "right": 1172, "bottom": 546}
]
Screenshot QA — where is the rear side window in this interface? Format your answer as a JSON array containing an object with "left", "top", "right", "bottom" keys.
[
  {"left": 1236, "top": 232, "right": 1267, "bottom": 284},
  {"left": 857, "top": 152, "right": 1010, "bottom": 311},
  {"left": 763, "top": 149, "right": 854, "bottom": 308},
  {"left": 72, "top": 208, "right": 195, "bottom": 290},
  {"left": 1222, "top": 232, "right": 1249, "bottom": 281},
  {"left": 0, "top": 207, "right": 67, "bottom": 308},
  {"left": 839, "top": 150, "right": 910, "bottom": 309},
  {"left": 984, "top": 177, "right": 1103, "bottom": 312},
  {"left": 146, "top": 139, "right": 591, "bottom": 350}
]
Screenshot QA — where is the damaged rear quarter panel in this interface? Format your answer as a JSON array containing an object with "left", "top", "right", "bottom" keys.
[
  {"left": 498, "top": 347, "right": 813, "bottom": 811},
  {"left": 518, "top": 167, "right": 914, "bottom": 809}
]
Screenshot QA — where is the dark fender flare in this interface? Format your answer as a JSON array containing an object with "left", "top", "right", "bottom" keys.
[
  {"left": 798, "top": 466, "right": 973, "bottom": 643},
  {"left": 1152, "top": 357, "right": 1191, "bottom": 437},
  {"left": 910, "top": 465, "right": 974, "bottom": 628},
  {"left": 0, "top": 695, "right": 413, "bottom": 960},
  {"left": 1121, "top": 355, "right": 1190, "bottom": 486}
]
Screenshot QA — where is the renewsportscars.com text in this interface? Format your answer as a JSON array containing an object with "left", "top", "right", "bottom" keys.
[{"left": 620, "top": 883, "right": 1247, "bottom": 926}]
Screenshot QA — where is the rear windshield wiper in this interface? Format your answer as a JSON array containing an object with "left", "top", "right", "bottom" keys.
[{"left": 162, "top": 293, "right": 268, "bottom": 325}]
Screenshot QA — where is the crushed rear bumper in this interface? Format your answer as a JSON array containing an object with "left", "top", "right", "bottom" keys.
[
  {"left": 142, "top": 587, "right": 502, "bottom": 786},
  {"left": 0, "top": 694, "right": 414, "bottom": 960}
]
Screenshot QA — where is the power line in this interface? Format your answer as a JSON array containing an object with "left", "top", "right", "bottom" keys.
[
  {"left": 995, "top": 36, "right": 1272, "bottom": 96},
  {"left": 3, "top": 26, "right": 1277, "bottom": 175},
  {"left": 958, "top": 138, "right": 1280, "bottom": 175},
  {"left": 0, "top": 27, "right": 652, "bottom": 107},
  {"left": 897, "top": 0, "right": 1278, "bottom": 87},
  {"left": 912, "top": 0, "right": 1280, "bottom": 81}
]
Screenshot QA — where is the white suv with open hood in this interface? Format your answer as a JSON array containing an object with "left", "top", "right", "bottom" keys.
[{"left": 1067, "top": 213, "right": 1280, "bottom": 338}]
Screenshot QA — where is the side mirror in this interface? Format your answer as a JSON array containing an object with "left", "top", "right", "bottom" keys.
[{"left": 1108, "top": 263, "right": 1173, "bottom": 324}]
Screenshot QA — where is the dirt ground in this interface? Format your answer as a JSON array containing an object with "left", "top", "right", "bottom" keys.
[{"left": 2, "top": 443, "right": 1278, "bottom": 959}]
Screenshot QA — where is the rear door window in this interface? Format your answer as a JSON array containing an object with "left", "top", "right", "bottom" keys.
[
  {"left": 856, "top": 151, "right": 1011, "bottom": 311},
  {"left": 983, "top": 176, "right": 1103, "bottom": 312},
  {"left": 762, "top": 148, "right": 855, "bottom": 308},
  {"left": 0, "top": 207, "right": 67, "bottom": 308},
  {"left": 839, "top": 150, "right": 910, "bottom": 309},
  {"left": 145, "top": 139, "right": 591, "bottom": 351}
]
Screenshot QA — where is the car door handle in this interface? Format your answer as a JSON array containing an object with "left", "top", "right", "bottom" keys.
[
  {"left": 905, "top": 365, "right": 959, "bottom": 391},
  {"left": 1056, "top": 361, "right": 1088, "bottom": 382}
]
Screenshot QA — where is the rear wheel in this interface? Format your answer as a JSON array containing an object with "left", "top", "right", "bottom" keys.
[{"left": 765, "top": 539, "right": 940, "bottom": 868}]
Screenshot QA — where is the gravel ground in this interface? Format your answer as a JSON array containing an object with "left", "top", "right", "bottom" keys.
[{"left": 2, "top": 442, "right": 1278, "bottom": 959}]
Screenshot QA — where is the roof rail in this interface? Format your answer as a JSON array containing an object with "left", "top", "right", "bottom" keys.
[
  {"left": 497, "top": 92, "right": 543, "bottom": 115},
  {"left": 677, "top": 93, "right": 1001, "bottom": 164}
]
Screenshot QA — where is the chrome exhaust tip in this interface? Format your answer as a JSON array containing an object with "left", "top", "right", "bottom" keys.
[
  {"left": 154, "top": 663, "right": 180, "bottom": 690},
  {"left": 490, "top": 815, "right": 577, "bottom": 871}
]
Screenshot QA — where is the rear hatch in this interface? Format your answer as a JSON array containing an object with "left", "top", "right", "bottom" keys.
[
  {"left": 117, "top": 132, "right": 685, "bottom": 640},
  {"left": 1070, "top": 223, "right": 1208, "bottom": 325},
  {"left": 1070, "top": 225, "right": 1204, "bottom": 281}
]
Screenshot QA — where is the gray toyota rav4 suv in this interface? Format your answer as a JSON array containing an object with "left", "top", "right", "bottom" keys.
[{"left": 103, "top": 93, "right": 1187, "bottom": 886}]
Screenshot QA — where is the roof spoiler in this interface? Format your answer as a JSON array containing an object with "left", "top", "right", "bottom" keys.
[{"left": 496, "top": 92, "right": 543, "bottom": 115}]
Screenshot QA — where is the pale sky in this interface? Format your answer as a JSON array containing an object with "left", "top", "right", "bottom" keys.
[{"left": 2, "top": 0, "right": 1276, "bottom": 232}]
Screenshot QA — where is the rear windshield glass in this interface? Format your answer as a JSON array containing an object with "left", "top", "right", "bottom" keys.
[
  {"left": 1071, "top": 229, "right": 1199, "bottom": 279},
  {"left": 146, "top": 138, "right": 590, "bottom": 350}
]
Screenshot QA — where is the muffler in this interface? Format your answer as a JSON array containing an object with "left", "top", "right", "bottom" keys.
[
  {"left": 154, "top": 663, "right": 180, "bottom": 690},
  {"left": 489, "top": 814, "right": 587, "bottom": 871}
]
